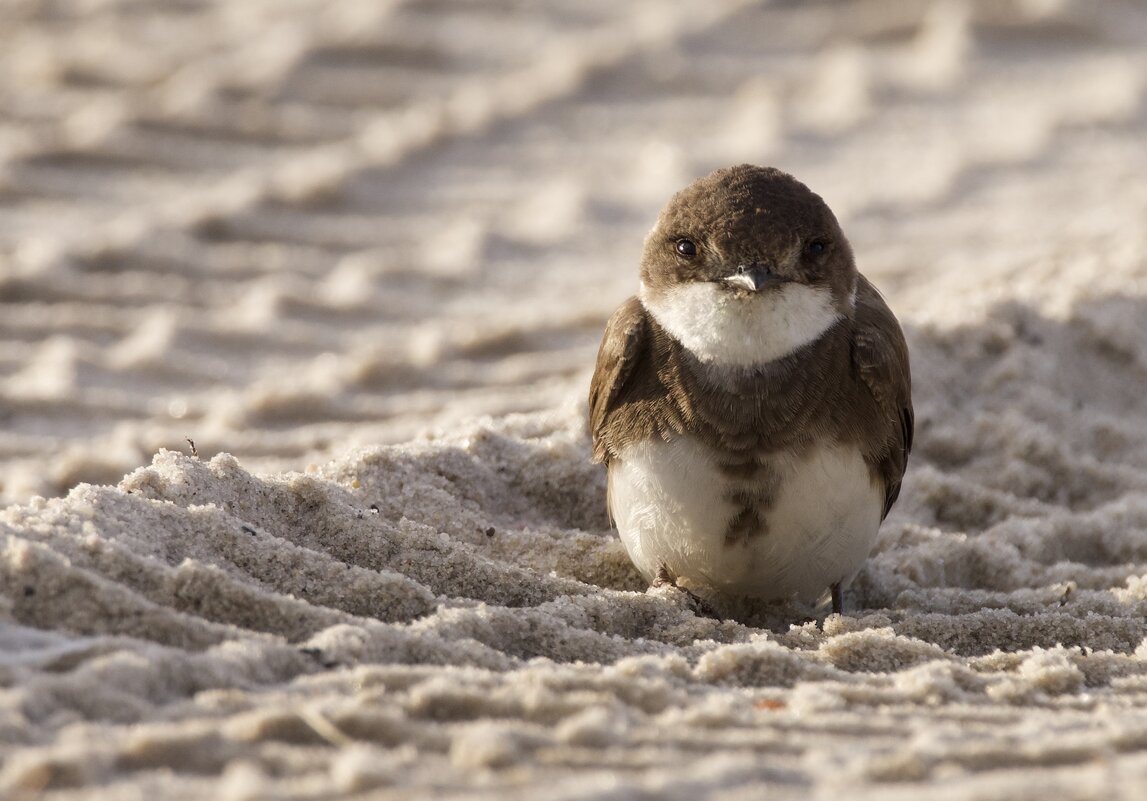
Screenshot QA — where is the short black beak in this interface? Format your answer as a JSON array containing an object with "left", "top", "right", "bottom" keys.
[{"left": 724, "top": 263, "right": 780, "bottom": 292}]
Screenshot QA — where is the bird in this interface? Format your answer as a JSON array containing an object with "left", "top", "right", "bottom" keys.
[{"left": 588, "top": 164, "right": 912, "bottom": 615}]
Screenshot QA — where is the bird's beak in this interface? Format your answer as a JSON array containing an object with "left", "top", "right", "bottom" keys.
[{"left": 724, "top": 263, "right": 781, "bottom": 292}]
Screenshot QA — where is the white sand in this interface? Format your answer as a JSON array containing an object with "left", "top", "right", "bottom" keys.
[{"left": 4, "top": 0, "right": 1147, "bottom": 797}]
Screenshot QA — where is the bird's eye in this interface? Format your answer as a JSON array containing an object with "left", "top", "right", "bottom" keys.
[
  {"left": 675, "top": 238, "right": 697, "bottom": 258},
  {"left": 806, "top": 239, "right": 828, "bottom": 255}
]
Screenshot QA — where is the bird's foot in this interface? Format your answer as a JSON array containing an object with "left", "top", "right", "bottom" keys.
[
  {"left": 830, "top": 581, "right": 845, "bottom": 616},
  {"left": 653, "top": 565, "right": 723, "bottom": 620}
]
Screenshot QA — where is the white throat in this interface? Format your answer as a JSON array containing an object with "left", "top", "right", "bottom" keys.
[{"left": 640, "top": 281, "right": 841, "bottom": 367}]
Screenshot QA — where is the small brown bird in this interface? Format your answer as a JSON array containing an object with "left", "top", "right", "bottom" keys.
[{"left": 589, "top": 165, "right": 912, "bottom": 614}]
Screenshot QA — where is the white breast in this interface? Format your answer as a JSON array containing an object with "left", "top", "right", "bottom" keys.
[{"left": 608, "top": 436, "right": 883, "bottom": 603}]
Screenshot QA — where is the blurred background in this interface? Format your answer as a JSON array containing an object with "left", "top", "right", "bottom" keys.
[{"left": 2, "top": 0, "right": 1146, "bottom": 505}]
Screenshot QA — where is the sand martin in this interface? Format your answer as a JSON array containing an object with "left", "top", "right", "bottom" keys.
[{"left": 589, "top": 164, "right": 913, "bottom": 614}]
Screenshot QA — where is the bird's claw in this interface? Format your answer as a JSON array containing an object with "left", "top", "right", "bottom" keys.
[{"left": 653, "top": 565, "right": 723, "bottom": 620}]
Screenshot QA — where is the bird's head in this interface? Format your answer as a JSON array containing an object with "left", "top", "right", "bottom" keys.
[{"left": 639, "top": 165, "right": 858, "bottom": 368}]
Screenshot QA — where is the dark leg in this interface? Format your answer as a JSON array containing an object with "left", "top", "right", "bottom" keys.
[
  {"left": 830, "top": 582, "right": 844, "bottom": 615},
  {"left": 653, "top": 564, "right": 675, "bottom": 588},
  {"left": 653, "top": 564, "right": 722, "bottom": 620}
]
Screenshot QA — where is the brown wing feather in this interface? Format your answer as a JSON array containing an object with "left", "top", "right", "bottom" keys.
[
  {"left": 851, "top": 276, "right": 914, "bottom": 519},
  {"left": 588, "top": 297, "right": 650, "bottom": 465}
]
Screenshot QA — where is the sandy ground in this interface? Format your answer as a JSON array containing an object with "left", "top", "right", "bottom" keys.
[{"left": 4, "top": 0, "right": 1147, "bottom": 798}]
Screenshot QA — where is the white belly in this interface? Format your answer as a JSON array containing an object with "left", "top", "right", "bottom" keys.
[{"left": 608, "top": 436, "right": 884, "bottom": 602}]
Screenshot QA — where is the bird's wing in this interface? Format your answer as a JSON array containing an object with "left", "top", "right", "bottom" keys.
[
  {"left": 851, "top": 276, "right": 914, "bottom": 518},
  {"left": 588, "top": 296, "right": 650, "bottom": 465}
]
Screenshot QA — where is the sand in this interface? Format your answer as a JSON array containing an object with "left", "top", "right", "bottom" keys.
[{"left": 3, "top": 0, "right": 1147, "bottom": 798}]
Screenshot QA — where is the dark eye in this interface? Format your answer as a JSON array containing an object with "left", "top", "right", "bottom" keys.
[
  {"left": 806, "top": 239, "right": 828, "bottom": 255},
  {"left": 675, "top": 238, "right": 697, "bottom": 258}
]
